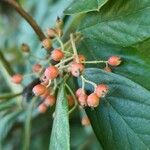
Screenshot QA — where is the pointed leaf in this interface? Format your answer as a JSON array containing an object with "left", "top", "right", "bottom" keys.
[
  {"left": 65, "top": 0, "right": 109, "bottom": 14},
  {"left": 49, "top": 84, "right": 70, "bottom": 150},
  {"left": 78, "top": 0, "right": 150, "bottom": 46}
]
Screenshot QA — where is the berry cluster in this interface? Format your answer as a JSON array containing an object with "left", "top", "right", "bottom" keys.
[
  {"left": 76, "top": 84, "right": 109, "bottom": 108},
  {"left": 10, "top": 18, "right": 122, "bottom": 116}
]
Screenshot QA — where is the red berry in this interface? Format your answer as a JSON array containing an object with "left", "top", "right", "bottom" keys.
[
  {"left": 81, "top": 116, "right": 90, "bottom": 126},
  {"left": 67, "top": 95, "right": 74, "bottom": 107},
  {"left": 95, "top": 84, "right": 109, "bottom": 98},
  {"left": 108, "top": 56, "right": 121, "bottom": 66},
  {"left": 40, "top": 89, "right": 49, "bottom": 99},
  {"left": 78, "top": 94, "right": 87, "bottom": 107},
  {"left": 32, "top": 64, "right": 42, "bottom": 73},
  {"left": 44, "top": 66, "right": 59, "bottom": 80},
  {"left": 87, "top": 93, "right": 100, "bottom": 107},
  {"left": 51, "top": 49, "right": 64, "bottom": 61},
  {"left": 32, "top": 84, "right": 46, "bottom": 96},
  {"left": 69, "top": 62, "right": 84, "bottom": 77},
  {"left": 44, "top": 95, "right": 56, "bottom": 106},
  {"left": 42, "top": 38, "right": 52, "bottom": 50},
  {"left": 73, "top": 54, "right": 86, "bottom": 63},
  {"left": 76, "top": 88, "right": 86, "bottom": 97},
  {"left": 104, "top": 66, "right": 112, "bottom": 72},
  {"left": 38, "top": 103, "right": 47, "bottom": 113},
  {"left": 11, "top": 74, "right": 23, "bottom": 84}
]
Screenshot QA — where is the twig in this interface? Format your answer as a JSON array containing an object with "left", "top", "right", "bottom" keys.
[
  {"left": 4, "top": 0, "right": 46, "bottom": 41},
  {"left": 70, "top": 34, "right": 79, "bottom": 63},
  {"left": 0, "top": 51, "right": 14, "bottom": 76}
]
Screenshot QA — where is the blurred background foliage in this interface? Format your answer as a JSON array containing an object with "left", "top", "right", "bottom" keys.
[{"left": 0, "top": 0, "right": 102, "bottom": 149}]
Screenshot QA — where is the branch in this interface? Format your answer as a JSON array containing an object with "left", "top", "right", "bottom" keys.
[
  {"left": 0, "top": 51, "right": 14, "bottom": 76},
  {"left": 4, "top": 0, "right": 46, "bottom": 41}
]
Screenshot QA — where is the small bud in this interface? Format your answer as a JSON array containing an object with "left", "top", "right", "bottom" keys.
[
  {"left": 32, "top": 84, "right": 46, "bottom": 96},
  {"left": 55, "top": 17, "right": 63, "bottom": 28},
  {"left": 38, "top": 103, "right": 47, "bottom": 113},
  {"left": 108, "top": 56, "right": 121, "bottom": 66},
  {"left": 21, "top": 43, "right": 30, "bottom": 53},
  {"left": 32, "top": 64, "right": 42, "bottom": 73},
  {"left": 42, "top": 38, "right": 52, "bottom": 50},
  {"left": 87, "top": 93, "right": 100, "bottom": 107},
  {"left": 51, "top": 49, "right": 64, "bottom": 61},
  {"left": 95, "top": 84, "right": 109, "bottom": 98},
  {"left": 81, "top": 116, "right": 90, "bottom": 126},
  {"left": 44, "top": 66, "right": 59, "bottom": 80},
  {"left": 55, "top": 28, "right": 63, "bottom": 37},
  {"left": 11, "top": 74, "right": 23, "bottom": 84},
  {"left": 44, "top": 95, "right": 56, "bottom": 106}
]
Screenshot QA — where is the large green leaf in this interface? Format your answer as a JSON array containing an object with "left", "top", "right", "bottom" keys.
[
  {"left": 78, "top": 0, "right": 150, "bottom": 46},
  {"left": 49, "top": 83, "right": 70, "bottom": 150},
  {"left": 78, "top": 68, "right": 150, "bottom": 150},
  {"left": 64, "top": 0, "right": 109, "bottom": 14},
  {"left": 77, "top": 38, "right": 150, "bottom": 91}
]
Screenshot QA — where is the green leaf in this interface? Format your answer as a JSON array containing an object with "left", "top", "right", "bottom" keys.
[
  {"left": 64, "top": 0, "right": 109, "bottom": 14},
  {"left": 49, "top": 84, "right": 70, "bottom": 150},
  {"left": 23, "top": 98, "right": 37, "bottom": 150},
  {"left": 0, "top": 111, "right": 21, "bottom": 142},
  {"left": 79, "top": 68, "right": 150, "bottom": 150},
  {"left": 77, "top": 38, "right": 150, "bottom": 91},
  {"left": 78, "top": 0, "right": 150, "bottom": 46}
]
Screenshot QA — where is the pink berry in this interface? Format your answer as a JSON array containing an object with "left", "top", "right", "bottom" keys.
[
  {"left": 87, "top": 93, "right": 100, "bottom": 107},
  {"left": 38, "top": 103, "right": 47, "bottom": 113},
  {"left": 67, "top": 95, "right": 74, "bottom": 107},
  {"left": 81, "top": 116, "right": 90, "bottom": 126},
  {"left": 51, "top": 49, "right": 64, "bottom": 61},
  {"left": 42, "top": 38, "right": 52, "bottom": 50},
  {"left": 32, "top": 64, "right": 42, "bottom": 73},
  {"left": 78, "top": 94, "right": 87, "bottom": 107},
  {"left": 44, "top": 66, "right": 59, "bottom": 80},
  {"left": 73, "top": 54, "right": 86, "bottom": 63},
  {"left": 44, "top": 95, "right": 56, "bottom": 106},
  {"left": 47, "top": 28, "right": 56, "bottom": 38},
  {"left": 32, "top": 84, "right": 46, "bottom": 96},
  {"left": 69, "top": 62, "right": 84, "bottom": 77},
  {"left": 108, "top": 56, "right": 121, "bottom": 66},
  {"left": 95, "top": 84, "right": 109, "bottom": 98},
  {"left": 11, "top": 74, "right": 23, "bottom": 84},
  {"left": 76, "top": 88, "right": 86, "bottom": 97}
]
